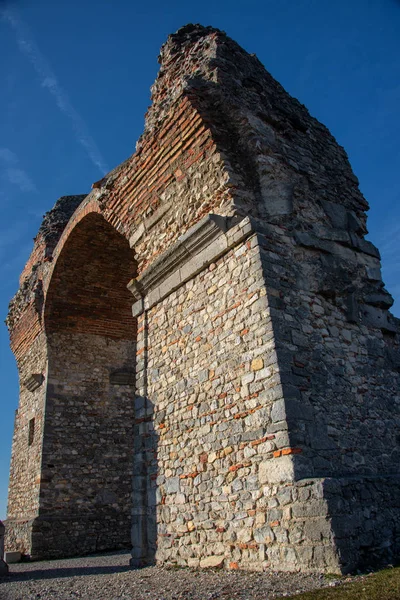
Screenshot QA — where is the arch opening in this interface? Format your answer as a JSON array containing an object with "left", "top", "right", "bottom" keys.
[
  {"left": 45, "top": 212, "right": 136, "bottom": 338},
  {"left": 41, "top": 212, "right": 138, "bottom": 557}
]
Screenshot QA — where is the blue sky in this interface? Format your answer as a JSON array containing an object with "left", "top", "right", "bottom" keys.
[{"left": 0, "top": 0, "right": 399, "bottom": 521}]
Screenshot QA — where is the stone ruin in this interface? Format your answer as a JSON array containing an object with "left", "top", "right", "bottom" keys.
[
  {"left": 0, "top": 521, "right": 8, "bottom": 574},
  {"left": 4, "top": 24, "right": 400, "bottom": 574}
]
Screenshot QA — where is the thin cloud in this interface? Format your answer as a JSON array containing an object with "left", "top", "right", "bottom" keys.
[
  {"left": 2, "top": 7, "right": 109, "bottom": 175},
  {"left": 0, "top": 148, "right": 18, "bottom": 165},
  {"left": 0, "top": 147, "right": 37, "bottom": 192},
  {"left": 5, "top": 167, "right": 36, "bottom": 192},
  {"left": 375, "top": 213, "right": 400, "bottom": 259}
]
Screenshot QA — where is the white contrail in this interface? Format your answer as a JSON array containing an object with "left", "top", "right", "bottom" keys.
[{"left": 2, "top": 7, "right": 109, "bottom": 175}]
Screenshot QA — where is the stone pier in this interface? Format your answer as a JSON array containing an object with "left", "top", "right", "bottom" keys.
[{"left": 0, "top": 521, "right": 8, "bottom": 575}]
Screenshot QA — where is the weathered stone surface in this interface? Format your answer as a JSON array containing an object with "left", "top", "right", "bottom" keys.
[
  {"left": 5, "top": 23, "right": 400, "bottom": 575},
  {"left": 4, "top": 551, "right": 21, "bottom": 564},
  {"left": 0, "top": 521, "right": 8, "bottom": 575},
  {"left": 259, "top": 456, "right": 294, "bottom": 484},
  {"left": 200, "top": 555, "right": 225, "bottom": 568}
]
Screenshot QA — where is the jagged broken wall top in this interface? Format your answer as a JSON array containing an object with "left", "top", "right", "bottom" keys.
[{"left": 7, "top": 21, "right": 398, "bottom": 381}]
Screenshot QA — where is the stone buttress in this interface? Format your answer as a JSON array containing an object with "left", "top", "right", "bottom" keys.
[{"left": 6, "top": 24, "right": 400, "bottom": 572}]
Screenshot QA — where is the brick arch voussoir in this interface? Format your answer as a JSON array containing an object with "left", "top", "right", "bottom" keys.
[
  {"left": 43, "top": 199, "right": 131, "bottom": 298},
  {"left": 43, "top": 199, "right": 100, "bottom": 298},
  {"left": 43, "top": 199, "right": 136, "bottom": 339}
]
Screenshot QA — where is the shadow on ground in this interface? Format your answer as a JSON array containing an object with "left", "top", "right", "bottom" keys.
[{"left": 0, "top": 563, "right": 133, "bottom": 582}]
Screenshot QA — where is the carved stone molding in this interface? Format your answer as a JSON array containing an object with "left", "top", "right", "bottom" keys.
[{"left": 127, "top": 214, "right": 253, "bottom": 316}]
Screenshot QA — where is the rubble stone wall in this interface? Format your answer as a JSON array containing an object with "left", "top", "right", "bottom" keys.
[
  {"left": 323, "top": 475, "right": 400, "bottom": 572},
  {"left": 7, "top": 333, "right": 47, "bottom": 520},
  {"left": 131, "top": 228, "right": 341, "bottom": 572},
  {"left": 135, "top": 231, "right": 286, "bottom": 569},
  {"left": 28, "top": 332, "right": 136, "bottom": 558},
  {"left": 255, "top": 222, "right": 400, "bottom": 479}
]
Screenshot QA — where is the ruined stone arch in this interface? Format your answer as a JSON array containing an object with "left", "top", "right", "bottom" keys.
[
  {"left": 5, "top": 24, "right": 400, "bottom": 573},
  {"left": 44, "top": 208, "right": 136, "bottom": 337},
  {"left": 39, "top": 209, "right": 138, "bottom": 556}
]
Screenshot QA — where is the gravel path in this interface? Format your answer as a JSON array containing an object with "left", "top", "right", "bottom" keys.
[{"left": 0, "top": 551, "right": 355, "bottom": 600}]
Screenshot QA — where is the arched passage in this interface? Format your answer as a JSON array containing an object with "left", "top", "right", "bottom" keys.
[
  {"left": 45, "top": 212, "right": 136, "bottom": 338},
  {"left": 41, "top": 212, "right": 138, "bottom": 556}
]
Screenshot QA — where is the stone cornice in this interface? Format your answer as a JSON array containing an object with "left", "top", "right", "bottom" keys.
[{"left": 127, "top": 214, "right": 254, "bottom": 316}]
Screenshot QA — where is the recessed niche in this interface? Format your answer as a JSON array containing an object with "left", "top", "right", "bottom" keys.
[
  {"left": 24, "top": 374, "right": 44, "bottom": 392},
  {"left": 28, "top": 418, "right": 35, "bottom": 446},
  {"left": 109, "top": 370, "right": 135, "bottom": 386}
]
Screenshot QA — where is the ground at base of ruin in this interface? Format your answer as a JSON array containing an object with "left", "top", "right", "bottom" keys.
[{"left": 1, "top": 550, "right": 397, "bottom": 600}]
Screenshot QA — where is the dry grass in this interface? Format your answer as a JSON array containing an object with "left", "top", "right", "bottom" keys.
[{"left": 288, "top": 567, "right": 400, "bottom": 600}]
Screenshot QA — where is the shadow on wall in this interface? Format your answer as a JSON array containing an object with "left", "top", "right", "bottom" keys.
[
  {"left": 326, "top": 475, "right": 400, "bottom": 573},
  {"left": 131, "top": 394, "right": 158, "bottom": 567}
]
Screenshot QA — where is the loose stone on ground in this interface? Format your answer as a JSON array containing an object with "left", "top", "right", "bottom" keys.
[{"left": 0, "top": 551, "right": 363, "bottom": 600}]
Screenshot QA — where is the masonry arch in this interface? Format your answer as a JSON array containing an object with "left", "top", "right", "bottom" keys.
[{"left": 41, "top": 211, "right": 138, "bottom": 555}]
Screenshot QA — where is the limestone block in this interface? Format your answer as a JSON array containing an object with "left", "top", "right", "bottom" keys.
[
  {"left": 304, "top": 518, "right": 333, "bottom": 541},
  {"left": 260, "top": 179, "right": 294, "bottom": 216},
  {"left": 254, "top": 525, "right": 274, "bottom": 544},
  {"left": 251, "top": 358, "right": 264, "bottom": 371},
  {"left": 271, "top": 399, "right": 286, "bottom": 423},
  {"left": 0, "top": 521, "right": 8, "bottom": 575},
  {"left": 200, "top": 555, "right": 225, "bottom": 568},
  {"left": 129, "top": 222, "right": 145, "bottom": 247},
  {"left": 259, "top": 456, "right": 294, "bottom": 484},
  {"left": 165, "top": 477, "right": 180, "bottom": 494},
  {"left": 349, "top": 233, "right": 380, "bottom": 258},
  {"left": 321, "top": 200, "right": 348, "bottom": 230},
  {"left": 4, "top": 551, "right": 21, "bottom": 564},
  {"left": 132, "top": 298, "right": 144, "bottom": 317}
]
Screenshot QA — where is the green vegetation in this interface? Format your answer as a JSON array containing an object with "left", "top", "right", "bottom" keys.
[{"left": 288, "top": 567, "right": 400, "bottom": 600}]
